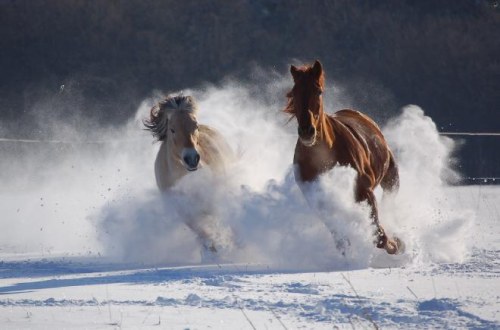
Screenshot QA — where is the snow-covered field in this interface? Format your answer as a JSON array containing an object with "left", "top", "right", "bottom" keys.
[{"left": 1, "top": 81, "right": 499, "bottom": 328}]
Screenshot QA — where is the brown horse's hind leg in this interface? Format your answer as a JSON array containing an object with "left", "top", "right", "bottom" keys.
[
  {"left": 381, "top": 152, "right": 399, "bottom": 193},
  {"left": 379, "top": 153, "right": 405, "bottom": 254}
]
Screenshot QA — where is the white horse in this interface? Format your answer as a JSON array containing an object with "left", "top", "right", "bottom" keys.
[{"left": 144, "top": 94, "right": 234, "bottom": 252}]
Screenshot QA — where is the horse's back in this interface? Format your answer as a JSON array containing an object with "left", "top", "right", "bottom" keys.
[
  {"left": 333, "top": 109, "right": 383, "bottom": 138},
  {"left": 198, "top": 125, "right": 234, "bottom": 171},
  {"left": 330, "top": 109, "right": 392, "bottom": 186}
]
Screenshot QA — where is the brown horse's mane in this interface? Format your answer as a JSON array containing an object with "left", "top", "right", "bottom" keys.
[
  {"left": 283, "top": 89, "right": 297, "bottom": 118},
  {"left": 318, "top": 110, "right": 335, "bottom": 148},
  {"left": 283, "top": 63, "right": 334, "bottom": 148},
  {"left": 144, "top": 95, "right": 198, "bottom": 142}
]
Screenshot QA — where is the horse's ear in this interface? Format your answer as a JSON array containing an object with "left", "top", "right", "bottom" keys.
[
  {"left": 312, "top": 60, "right": 323, "bottom": 78},
  {"left": 290, "top": 65, "right": 300, "bottom": 81}
]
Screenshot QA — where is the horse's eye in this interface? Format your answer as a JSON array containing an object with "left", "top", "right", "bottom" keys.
[
  {"left": 170, "top": 128, "right": 175, "bottom": 134},
  {"left": 318, "top": 90, "right": 323, "bottom": 96}
]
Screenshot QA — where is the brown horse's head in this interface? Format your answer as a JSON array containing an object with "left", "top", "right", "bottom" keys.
[{"left": 285, "top": 60, "right": 325, "bottom": 146}]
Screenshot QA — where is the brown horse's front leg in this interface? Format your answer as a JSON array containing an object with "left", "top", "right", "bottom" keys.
[
  {"left": 354, "top": 175, "right": 379, "bottom": 221},
  {"left": 355, "top": 180, "right": 400, "bottom": 254},
  {"left": 355, "top": 186, "right": 384, "bottom": 246}
]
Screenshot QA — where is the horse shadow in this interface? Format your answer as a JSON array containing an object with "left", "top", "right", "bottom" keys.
[{"left": 0, "top": 257, "right": 276, "bottom": 295}]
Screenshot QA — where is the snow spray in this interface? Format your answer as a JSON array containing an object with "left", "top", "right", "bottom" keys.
[{"left": 0, "top": 76, "right": 473, "bottom": 270}]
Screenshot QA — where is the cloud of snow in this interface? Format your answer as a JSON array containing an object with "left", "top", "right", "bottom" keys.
[
  {"left": 0, "top": 75, "right": 474, "bottom": 269},
  {"left": 376, "top": 106, "right": 474, "bottom": 265}
]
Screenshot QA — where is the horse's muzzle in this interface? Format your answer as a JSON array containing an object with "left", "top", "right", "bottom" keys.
[
  {"left": 182, "top": 148, "right": 200, "bottom": 171},
  {"left": 298, "top": 125, "right": 316, "bottom": 146},
  {"left": 298, "top": 125, "right": 315, "bottom": 137}
]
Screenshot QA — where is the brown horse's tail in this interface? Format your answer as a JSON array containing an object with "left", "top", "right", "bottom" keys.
[{"left": 381, "top": 151, "right": 399, "bottom": 193}]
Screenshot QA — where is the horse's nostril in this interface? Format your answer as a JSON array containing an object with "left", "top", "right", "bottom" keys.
[
  {"left": 184, "top": 153, "right": 200, "bottom": 168},
  {"left": 298, "top": 126, "right": 314, "bottom": 137},
  {"left": 307, "top": 126, "right": 315, "bottom": 135}
]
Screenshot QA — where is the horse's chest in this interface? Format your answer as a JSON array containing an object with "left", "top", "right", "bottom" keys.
[{"left": 293, "top": 142, "right": 337, "bottom": 182}]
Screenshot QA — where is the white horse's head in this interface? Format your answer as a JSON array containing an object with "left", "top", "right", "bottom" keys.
[
  {"left": 168, "top": 106, "right": 201, "bottom": 171},
  {"left": 145, "top": 95, "right": 202, "bottom": 171}
]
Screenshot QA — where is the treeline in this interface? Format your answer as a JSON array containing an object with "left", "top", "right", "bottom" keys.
[{"left": 1, "top": 0, "right": 499, "bottom": 176}]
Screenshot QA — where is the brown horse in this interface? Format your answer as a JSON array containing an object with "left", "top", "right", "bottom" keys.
[{"left": 285, "top": 60, "right": 403, "bottom": 255}]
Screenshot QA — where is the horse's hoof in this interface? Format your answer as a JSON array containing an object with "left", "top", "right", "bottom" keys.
[
  {"left": 386, "top": 237, "right": 405, "bottom": 255},
  {"left": 394, "top": 237, "right": 405, "bottom": 255}
]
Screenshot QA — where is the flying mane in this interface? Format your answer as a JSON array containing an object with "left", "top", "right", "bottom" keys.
[{"left": 144, "top": 95, "right": 198, "bottom": 141}]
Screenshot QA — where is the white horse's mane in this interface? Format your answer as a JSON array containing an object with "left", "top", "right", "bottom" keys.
[{"left": 144, "top": 95, "right": 198, "bottom": 141}]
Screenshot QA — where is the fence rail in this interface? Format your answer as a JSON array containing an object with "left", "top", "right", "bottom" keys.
[
  {"left": 0, "top": 138, "right": 83, "bottom": 144},
  {"left": 1, "top": 132, "right": 499, "bottom": 144},
  {"left": 0, "top": 138, "right": 141, "bottom": 144},
  {"left": 439, "top": 132, "right": 500, "bottom": 136},
  {"left": 1, "top": 133, "right": 499, "bottom": 184}
]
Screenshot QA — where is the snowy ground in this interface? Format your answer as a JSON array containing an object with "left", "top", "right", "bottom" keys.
[
  {"left": 1, "top": 82, "right": 499, "bottom": 328},
  {"left": 0, "top": 186, "right": 498, "bottom": 329}
]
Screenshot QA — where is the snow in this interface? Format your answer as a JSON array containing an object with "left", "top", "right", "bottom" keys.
[
  {"left": 1, "top": 81, "right": 499, "bottom": 328},
  {"left": 0, "top": 235, "right": 499, "bottom": 329}
]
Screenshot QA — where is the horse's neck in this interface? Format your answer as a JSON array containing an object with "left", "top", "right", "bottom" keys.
[{"left": 155, "top": 141, "right": 187, "bottom": 190}]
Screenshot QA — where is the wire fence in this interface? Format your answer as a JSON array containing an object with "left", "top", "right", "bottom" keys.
[
  {"left": 1, "top": 132, "right": 499, "bottom": 144},
  {"left": 439, "top": 132, "right": 500, "bottom": 136},
  {"left": 0, "top": 138, "right": 142, "bottom": 144},
  {"left": 1, "top": 133, "right": 499, "bottom": 184},
  {"left": 438, "top": 132, "right": 500, "bottom": 184}
]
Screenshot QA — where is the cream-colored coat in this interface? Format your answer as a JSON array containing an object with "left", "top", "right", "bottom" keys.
[{"left": 154, "top": 124, "right": 233, "bottom": 191}]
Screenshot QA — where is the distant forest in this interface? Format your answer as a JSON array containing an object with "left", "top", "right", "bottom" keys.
[{"left": 1, "top": 0, "right": 499, "bottom": 178}]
